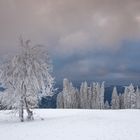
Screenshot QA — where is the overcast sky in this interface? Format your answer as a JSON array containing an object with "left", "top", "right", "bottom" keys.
[{"left": 0, "top": 0, "right": 140, "bottom": 85}]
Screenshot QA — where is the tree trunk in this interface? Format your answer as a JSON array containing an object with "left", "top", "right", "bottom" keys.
[
  {"left": 19, "top": 82, "right": 25, "bottom": 122},
  {"left": 19, "top": 99, "right": 24, "bottom": 122},
  {"left": 25, "top": 97, "right": 34, "bottom": 120},
  {"left": 23, "top": 84, "right": 34, "bottom": 120}
]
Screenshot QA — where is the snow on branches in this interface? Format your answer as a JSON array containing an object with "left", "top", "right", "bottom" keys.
[
  {"left": 57, "top": 79, "right": 140, "bottom": 110},
  {"left": 0, "top": 38, "right": 55, "bottom": 121}
]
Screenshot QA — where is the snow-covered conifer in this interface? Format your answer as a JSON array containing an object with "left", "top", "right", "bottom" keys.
[
  {"left": 104, "top": 100, "right": 110, "bottom": 109},
  {"left": 90, "top": 82, "right": 105, "bottom": 109},
  {"left": 123, "top": 84, "right": 136, "bottom": 109},
  {"left": 90, "top": 82, "right": 97, "bottom": 109},
  {"left": 119, "top": 93, "right": 124, "bottom": 109},
  {"left": 56, "top": 92, "right": 64, "bottom": 108},
  {"left": 100, "top": 82, "right": 105, "bottom": 109},
  {"left": 58, "top": 78, "right": 79, "bottom": 109},
  {"left": 136, "top": 86, "right": 140, "bottom": 109},
  {"left": 124, "top": 86, "right": 130, "bottom": 109},
  {"left": 95, "top": 82, "right": 101, "bottom": 109},
  {"left": 87, "top": 86, "right": 92, "bottom": 108},
  {"left": 129, "top": 84, "right": 136, "bottom": 109},
  {"left": 80, "top": 81, "right": 88, "bottom": 109},
  {"left": 111, "top": 87, "right": 120, "bottom": 109}
]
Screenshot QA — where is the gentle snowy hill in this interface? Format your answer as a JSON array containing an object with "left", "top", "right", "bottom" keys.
[{"left": 0, "top": 109, "right": 140, "bottom": 140}]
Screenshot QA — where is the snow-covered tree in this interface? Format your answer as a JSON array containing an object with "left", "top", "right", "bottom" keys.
[
  {"left": 111, "top": 87, "right": 120, "bottom": 109},
  {"left": 56, "top": 92, "right": 64, "bottom": 108},
  {"left": 136, "top": 86, "right": 140, "bottom": 109},
  {"left": 87, "top": 86, "right": 92, "bottom": 108},
  {"left": 104, "top": 100, "right": 110, "bottom": 109},
  {"left": 89, "top": 82, "right": 105, "bottom": 109},
  {"left": 74, "top": 89, "right": 80, "bottom": 108},
  {"left": 119, "top": 93, "right": 124, "bottom": 109},
  {"left": 92, "top": 82, "right": 105, "bottom": 109},
  {"left": 124, "top": 86, "right": 130, "bottom": 109},
  {"left": 57, "top": 79, "right": 79, "bottom": 109},
  {"left": 90, "top": 82, "right": 97, "bottom": 109},
  {"left": 129, "top": 84, "right": 136, "bottom": 109},
  {"left": 95, "top": 82, "right": 101, "bottom": 109},
  {"left": 100, "top": 82, "right": 105, "bottom": 109},
  {"left": 57, "top": 80, "right": 105, "bottom": 110},
  {"left": 80, "top": 82, "right": 104, "bottom": 109},
  {"left": 0, "top": 39, "right": 54, "bottom": 121},
  {"left": 80, "top": 81, "right": 89, "bottom": 109},
  {"left": 124, "top": 84, "right": 136, "bottom": 109}
]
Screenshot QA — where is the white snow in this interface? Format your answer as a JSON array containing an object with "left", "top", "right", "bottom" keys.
[{"left": 0, "top": 109, "right": 140, "bottom": 140}]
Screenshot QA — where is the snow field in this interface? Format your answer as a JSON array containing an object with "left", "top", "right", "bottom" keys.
[{"left": 0, "top": 109, "right": 140, "bottom": 140}]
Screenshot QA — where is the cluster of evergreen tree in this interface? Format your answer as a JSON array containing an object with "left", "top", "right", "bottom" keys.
[
  {"left": 111, "top": 84, "right": 140, "bottom": 109},
  {"left": 57, "top": 79, "right": 105, "bottom": 109},
  {"left": 57, "top": 79, "right": 140, "bottom": 109}
]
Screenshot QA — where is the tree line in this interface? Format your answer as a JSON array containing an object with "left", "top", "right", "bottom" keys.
[{"left": 57, "top": 79, "right": 140, "bottom": 109}]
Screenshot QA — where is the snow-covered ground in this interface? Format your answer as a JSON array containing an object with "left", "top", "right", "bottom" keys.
[{"left": 0, "top": 109, "right": 140, "bottom": 140}]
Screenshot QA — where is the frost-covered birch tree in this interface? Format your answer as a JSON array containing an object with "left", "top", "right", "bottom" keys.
[{"left": 0, "top": 39, "right": 54, "bottom": 122}]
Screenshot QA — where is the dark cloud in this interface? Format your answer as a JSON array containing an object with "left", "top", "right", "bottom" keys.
[{"left": 54, "top": 41, "right": 140, "bottom": 84}]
